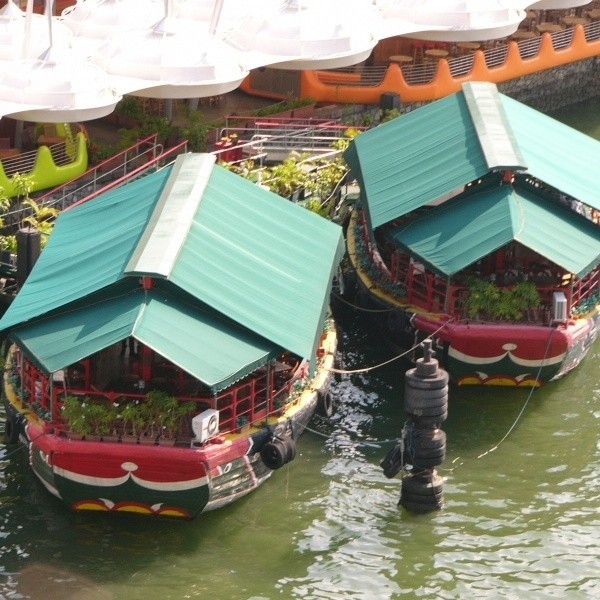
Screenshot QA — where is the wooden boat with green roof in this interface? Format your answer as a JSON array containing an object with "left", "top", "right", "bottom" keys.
[
  {"left": 0, "top": 153, "right": 344, "bottom": 518},
  {"left": 343, "top": 82, "right": 599, "bottom": 387}
]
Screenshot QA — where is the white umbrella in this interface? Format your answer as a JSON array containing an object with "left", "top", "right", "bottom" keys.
[
  {"left": 529, "top": 1, "right": 592, "bottom": 9},
  {"left": 60, "top": 0, "right": 165, "bottom": 56},
  {"left": 0, "top": 0, "right": 72, "bottom": 60},
  {"left": 0, "top": 0, "right": 121, "bottom": 121},
  {"left": 376, "top": 0, "right": 527, "bottom": 42},
  {"left": 92, "top": 13, "right": 249, "bottom": 99},
  {"left": 225, "top": 0, "right": 379, "bottom": 70},
  {"left": 0, "top": 47, "right": 121, "bottom": 122}
]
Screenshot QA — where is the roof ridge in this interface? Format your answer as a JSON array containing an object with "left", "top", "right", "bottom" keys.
[
  {"left": 462, "top": 81, "right": 527, "bottom": 171},
  {"left": 125, "top": 153, "right": 215, "bottom": 278}
]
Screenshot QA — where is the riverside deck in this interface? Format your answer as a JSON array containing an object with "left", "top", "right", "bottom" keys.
[{"left": 242, "top": 21, "right": 600, "bottom": 105}]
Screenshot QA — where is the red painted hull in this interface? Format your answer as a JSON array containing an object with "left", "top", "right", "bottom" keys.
[{"left": 413, "top": 314, "right": 599, "bottom": 386}]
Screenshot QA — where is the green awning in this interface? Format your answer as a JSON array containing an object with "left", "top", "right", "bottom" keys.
[
  {"left": 389, "top": 184, "right": 600, "bottom": 278},
  {"left": 502, "top": 95, "right": 600, "bottom": 212},
  {"left": 168, "top": 165, "right": 345, "bottom": 361},
  {"left": 11, "top": 287, "right": 279, "bottom": 392},
  {"left": 344, "top": 90, "right": 489, "bottom": 229},
  {"left": 0, "top": 168, "right": 168, "bottom": 330},
  {"left": 0, "top": 153, "right": 344, "bottom": 382},
  {"left": 345, "top": 82, "right": 600, "bottom": 230}
]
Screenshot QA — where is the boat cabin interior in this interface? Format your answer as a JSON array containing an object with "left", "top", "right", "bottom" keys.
[
  {"left": 375, "top": 236, "right": 599, "bottom": 324},
  {"left": 12, "top": 341, "right": 304, "bottom": 439}
]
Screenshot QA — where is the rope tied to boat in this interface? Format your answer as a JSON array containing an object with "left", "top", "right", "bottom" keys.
[
  {"left": 331, "top": 290, "right": 395, "bottom": 313},
  {"left": 326, "top": 318, "right": 453, "bottom": 375},
  {"left": 476, "top": 326, "right": 556, "bottom": 459}
]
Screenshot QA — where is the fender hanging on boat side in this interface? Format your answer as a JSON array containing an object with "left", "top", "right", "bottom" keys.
[
  {"left": 260, "top": 436, "right": 297, "bottom": 470},
  {"left": 317, "top": 390, "right": 335, "bottom": 418},
  {"left": 4, "top": 413, "right": 21, "bottom": 444}
]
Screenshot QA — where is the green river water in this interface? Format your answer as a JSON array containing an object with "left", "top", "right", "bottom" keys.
[{"left": 0, "top": 98, "right": 598, "bottom": 599}]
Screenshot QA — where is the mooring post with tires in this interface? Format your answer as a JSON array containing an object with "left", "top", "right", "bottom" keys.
[{"left": 380, "top": 338, "right": 447, "bottom": 513}]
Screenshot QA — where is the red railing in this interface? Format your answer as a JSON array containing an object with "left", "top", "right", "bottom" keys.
[
  {"left": 358, "top": 216, "right": 600, "bottom": 322},
  {"left": 14, "top": 349, "right": 306, "bottom": 436}
]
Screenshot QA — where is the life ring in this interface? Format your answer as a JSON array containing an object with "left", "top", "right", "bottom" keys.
[
  {"left": 4, "top": 414, "right": 21, "bottom": 444},
  {"left": 317, "top": 390, "right": 335, "bottom": 418}
]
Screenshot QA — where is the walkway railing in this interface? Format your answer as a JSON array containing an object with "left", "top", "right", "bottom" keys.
[{"left": 252, "top": 22, "right": 600, "bottom": 105}]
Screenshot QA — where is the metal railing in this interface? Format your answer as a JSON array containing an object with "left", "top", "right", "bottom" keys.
[
  {"left": 316, "top": 20, "right": 600, "bottom": 88},
  {"left": 216, "top": 118, "right": 362, "bottom": 163}
]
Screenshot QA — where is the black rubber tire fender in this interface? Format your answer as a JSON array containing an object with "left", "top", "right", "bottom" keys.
[
  {"left": 404, "top": 370, "right": 449, "bottom": 390},
  {"left": 399, "top": 497, "right": 444, "bottom": 513},
  {"left": 317, "top": 390, "right": 335, "bottom": 418},
  {"left": 408, "top": 452, "right": 446, "bottom": 469},
  {"left": 411, "top": 412, "right": 448, "bottom": 428},
  {"left": 4, "top": 414, "right": 20, "bottom": 444},
  {"left": 407, "top": 428, "right": 446, "bottom": 451},
  {"left": 402, "top": 471, "right": 444, "bottom": 496},
  {"left": 404, "top": 385, "right": 448, "bottom": 401},
  {"left": 260, "top": 439, "right": 287, "bottom": 470},
  {"left": 405, "top": 402, "right": 448, "bottom": 417}
]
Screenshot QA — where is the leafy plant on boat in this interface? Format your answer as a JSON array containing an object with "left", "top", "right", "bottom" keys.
[
  {"left": 138, "top": 390, "right": 193, "bottom": 441},
  {"left": 464, "top": 277, "right": 540, "bottom": 321},
  {"left": 20, "top": 198, "right": 59, "bottom": 247},
  {"left": 61, "top": 396, "right": 117, "bottom": 438},
  {"left": 119, "top": 400, "right": 146, "bottom": 439},
  {"left": 353, "top": 224, "right": 407, "bottom": 298}
]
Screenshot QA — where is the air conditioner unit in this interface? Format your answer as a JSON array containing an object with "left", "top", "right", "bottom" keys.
[
  {"left": 191, "top": 409, "right": 219, "bottom": 443},
  {"left": 552, "top": 291, "right": 568, "bottom": 322}
]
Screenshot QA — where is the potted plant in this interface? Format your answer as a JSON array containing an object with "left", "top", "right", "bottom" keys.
[
  {"left": 114, "top": 96, "right": 145, "bottom": 128},
  {"left": 263, "top": 156, "right": 312, "bottom": 201},
  {"left": 140, "top": 390, "right": 192, "bottom": 444},
  {"left": 61, "top": 395, "right": 93, "bottom": 439},
  {"left": 119, "top": 400, "right": 146, "bottom": 443},
  {"left": 61, "top": 396, "right": 116, "bottom": 440}
]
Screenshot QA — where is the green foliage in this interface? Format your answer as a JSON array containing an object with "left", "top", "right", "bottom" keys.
[
  {"left": 11, "top": 173, "right": 34, "bottom": 200},
  {"left": 571, "top": 289, "right": 600, "bottom": 316},
  {"left": 254, "top": 97, "right": 315, "bottom": 117},
  {"left": 0, "top": 187, "right": 10, "bottom": 213},
  {"left": 353, "top": 224, "right": 407, "bottom": 297},
  {"left": 302, "top": 198, "right": 329, "bottom": 217},
  {"left": 61, "top": 390, "right": 192, "bottom": 440},
  {"left": 0, "top": 234, "right": 17, "bottom": 253},
  {"left": 181, "top": 119, "right": 209, "bottom": 152},
  {"left": 464, "top": 277, "right": 540, "bottom": 321},
  {"left": 380, "top": 108, "right": 402, "bottom": 123},
  {"left": 21, "top": 198, "right": 59, "bottom": 244},
  {"left": 119, "top": 400, "right": 146, "bottom": 437},
  {"left": 87, "top": 141, "right": 117, "bottom": 165},
  {"left": 139, "top": 390, "right": 193, "bottom": 439},
  {"left": 263, "top": 156, "right": 312, "bottom": 198},
  {"left": 115, "top": 96, "right": 145, "bottom": 121},
  {"left": 61, "top": 396, "right": 117, "bottom": 437}
]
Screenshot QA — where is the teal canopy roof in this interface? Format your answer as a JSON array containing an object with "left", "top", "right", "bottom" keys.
[
  {"left": 345, "top": 82, "right": 600, "bottom": 229},
  {"left": 0, "top": 154, "right": 345, "bottom": 389},
  {"left": 11, "top": 286, "right": 278, "bottom": 392},
  {"left": 389, "top": 183, "right": 600, "bottom": 279}
]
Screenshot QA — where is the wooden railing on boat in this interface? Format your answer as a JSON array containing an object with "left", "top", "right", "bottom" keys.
[
  {"left": 15, "top": 347, "right": 308, "bottom": 438},
  {"left": 355, "top": 212, "right": 600, "bottom": 324}
]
